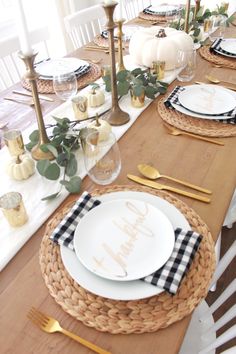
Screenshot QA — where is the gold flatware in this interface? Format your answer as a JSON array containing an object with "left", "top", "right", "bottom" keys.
[
  {"left": 4, "top": 97, "right": 34, "bottom": 107},
  {"left": 137, "top": 164, "right": 212, "bottom": 194},
  {"left": 12, "top": 90, "right": 54, "bottom": 102},
  {"left": 28, "top": 307, "right": 111, "bottom": 354},
  {"left": 195, "top": 81, "right": 236, "bottom": 92},
  {"left": 127, "top": 175, "right": 211, "bottom": 203},
  {"left": 80, "top": 58, "right": 103, "bottom": 64},
  {"left": 204, "top": 76, "right": 236, "bottom": 91},
  {"left": 0, "top": 122, "right": 8, "bottom": 129},
  {"left": 164, "top": 123, "right": 224, "bottom": 146}
]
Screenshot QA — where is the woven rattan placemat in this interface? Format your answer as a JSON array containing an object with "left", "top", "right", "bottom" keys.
[
  {"left": 21, "top": 63, "right": 101, "bottom": 94},
  {"left": 39, "top": 185, "right": 215, "bottom": 334},
  {"left": 157, "top": 96, "right": 236, "bottom": 137},
  {"left": 199, "top": 46, "right": 236, "bottom": 69}
]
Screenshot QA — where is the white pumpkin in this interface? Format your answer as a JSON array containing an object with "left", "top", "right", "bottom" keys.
[
  {"left": 6, "top": 154, "right": 35, "bottom": 181},
  {"left": 129, "top": 26, "right": 194, "bottom": 70},
  {"left": 87, "top": 115, "right": 111, "bottom": 142},
  {"left": 86, "top": 88, "right": 105, "bottom": 108}
]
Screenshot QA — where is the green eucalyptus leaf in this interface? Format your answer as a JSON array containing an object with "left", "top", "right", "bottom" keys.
[
  {"left": 56, "top": 152, "right": 68, "bottom": 167},
  {"left": 156, "top": 85, "right": 168, "bottom": 94},
  {"left": 52, "top": 116, "right": 70, "bottom": 126},
  {"left": 60, "top": 176, "right": 82, "bottom": 193},
  {"left": 117, "top": 81, "right": 130, "bottom": 96},
  {"left": 116, "top": 70, "right": 129, "bottom": 81},
  {"left": 41, "top": 191, "right": 61, "bottom": 201},
  {"left": 65, "top": 154, "right": 77, "bottom": 177},
  {"left": 145, "top": 85, "right": 156, "bottom": 99},
  {"left": 133, "top": 85, "right": 144, "bottom": 97},
  {"left": 131, "top": 68, "right": 143, "bottom": 76},
  {"left": 44, "top": 163, "right": 60, "bottom": 180},
  {"left": 45, "top": 144, "right": 58, "bottom": 157},
  {"left": 104, "top": 79, "right": 112, "bottom": 92},
  {"left": 29, "top": 130, "right": 39, "bottom": 143},
  {"left": 25, "top": 141, "right": 37, "bottom": 151},
  {"left": 37, "top": 159, "right": 51, "bottom": 176}
]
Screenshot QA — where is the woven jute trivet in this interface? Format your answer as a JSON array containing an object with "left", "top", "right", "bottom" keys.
[
  {"left": 157, "top": 96, "right": 236, "bottom": 137},
  {"left": 199, "top": 46, "right": 236, "bottom": 70},
  {"left": 138, "top": 11, "right": 170, "bottom": 23},
  {"left": 21, "top": 63, "right": 101, "bottom": 94},
  {"left": 39, "top": 185, "right": 215, "bottom": 334}
]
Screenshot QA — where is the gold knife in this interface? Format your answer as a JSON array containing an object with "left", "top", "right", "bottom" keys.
[
  {"left": 195, "top": 81, "right": 236, "bottom": 92},
  {"left": 12, "top": 90, "right": 54, "bottom": 102},
  {"left": 127, "top": 175, "right": 211, "bottom": 203}
]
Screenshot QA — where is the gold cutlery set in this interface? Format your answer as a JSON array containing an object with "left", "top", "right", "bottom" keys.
[
  {"left": 28, "top": 307, "right": 111, "bottom": 354},
  {"left": 4, "top": 91, "right": 53, "bottom": 107}
]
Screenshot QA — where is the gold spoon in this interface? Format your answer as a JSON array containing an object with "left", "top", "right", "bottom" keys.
[
  {"left": 164, "top": 124, "right": 224, "bottom": 146},
  {"left": 4, "top": 97, "right": 34, "bottom": 107},
  {"left": 205, "top": 75, "right": 236, "bottom": 91},
  {"left": 138, "top": 164, "right": 212, "bottom": 194}
]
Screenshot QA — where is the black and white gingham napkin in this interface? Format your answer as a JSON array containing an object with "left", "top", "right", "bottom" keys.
[
  {"left": 164, "top": 85, "right": 236, "bottom": 124},
  {"left": 143, "top": 5, "right": 178, "bottom": 16},
  {"left": 50, "top": 191, "right": 101, "bottom": 250},
  {"left": 50, "top": 191, "right": 202, "bottom": 295},
  {"left": 210, "top": 38, "right": 236, "bottom": 58}
]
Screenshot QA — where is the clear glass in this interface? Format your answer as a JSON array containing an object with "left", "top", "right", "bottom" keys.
[
  {"left": 53, "top": 71, "right": 77, "bottom": 101},
  {"left": 209, "top": 15, "right": 227, "bottom": 42},
  {"left": 83, "top": 131, "right": 121, "bottom": 185},
  {"left": 176, "top": 48, "right": 196, "bottom": 82}
]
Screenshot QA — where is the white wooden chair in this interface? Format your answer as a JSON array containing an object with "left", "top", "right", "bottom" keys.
[
  {"left": 122, "top": 0, "right": 151, "bottom": 20},
  {"left": 0, "top": 26, "right": 50, "bottom": 91},
  {"left": 179, "top": 240, "right": 236, "bottom": 354},
  {"left": 64, "top": 4, "right": 106, "bottom": 49}
]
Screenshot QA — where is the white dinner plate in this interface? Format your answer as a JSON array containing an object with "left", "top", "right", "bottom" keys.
[
  {"left": 219, "top": 38, "right": 236, "bottom": 56},
  {"left": 61, "top": 191, "right": 190, "bottom": 300},
  {"left": 73, "top": 199, "right": 175, "bottom": 281},
  {"left": 36, "top": 58, "right": 89, "bottom": 78},
  {"left": 178, "top": 85, "right": 236, "bottom": 116}
]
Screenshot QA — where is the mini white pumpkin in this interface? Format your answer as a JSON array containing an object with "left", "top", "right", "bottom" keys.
[
  {"left": 86, "top": 86, "right": 105, "bottom": 108},
  {"left": 6, "top": 154, "right": 35, "bottom": 181},
  {"left": 129, "top": 27, "right": 194, "bottom": 70},
  {"left": 87, "top": 114, "right": 111, "bottom": 141}
]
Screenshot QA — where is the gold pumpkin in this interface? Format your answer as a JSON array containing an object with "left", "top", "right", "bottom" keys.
[{"left": 6, "top": 154, "right": 35, "bottom": 181}]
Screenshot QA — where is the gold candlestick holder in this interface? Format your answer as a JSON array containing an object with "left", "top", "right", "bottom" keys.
[
  {"left": 184, "top": 0, "right": 191, "bottom": 33},
  {"left": 194, "top": 0, "right": 201, "bottom": 19},
  {"left": 18, "top": 51, "right": 54, "bottom": 161},
  {"left": 102, "top": 2, "right": 130, "bottom": 126},
  {"left": 116, "top": 19, "right": 126, "bottom": 72}
]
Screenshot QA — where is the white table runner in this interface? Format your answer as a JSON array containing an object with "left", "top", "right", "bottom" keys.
[{"left": 0, "top": 55, "right": 177, "bottom": 271}]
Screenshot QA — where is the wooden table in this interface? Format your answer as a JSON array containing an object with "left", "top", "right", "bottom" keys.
[{"left": 0, "top": 26, "right": 236, "bottom": 354}]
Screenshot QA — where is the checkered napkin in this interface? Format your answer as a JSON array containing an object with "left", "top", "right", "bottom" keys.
[
  {"left": 143, "top": 228, "right": 202, "bottom": 294},
  {"left": 50, "top": 191, "right": 203, "bottom": 295},
  {"left": 50, "top": 191, "right": 101, "bottom": 250},
  {"left": 164, "top": 85, "right": 236, "bottom": 124},
  {"left": 210, "top": 38, "right": 236, "bottom": 58},
  {"left": 143, "top": 5, "right": 178, "bottom": 16}
]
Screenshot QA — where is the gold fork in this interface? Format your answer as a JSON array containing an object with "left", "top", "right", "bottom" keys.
[
  {"left": 28, "top": 307, "right": 111, "bottom": 354},
  {"left": 163, "top": 123, "right": 225, "bottom": 146}
]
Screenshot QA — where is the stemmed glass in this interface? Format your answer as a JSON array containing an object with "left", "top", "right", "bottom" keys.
[
  {"left": 83, "top": 131, "right": 121, "bottom": 185},
  {"left": 209, "top": 15, "right": 227, "bottom": 42},
  {"left": 53, "top": 71, "right": 77, "bottom": 101}
]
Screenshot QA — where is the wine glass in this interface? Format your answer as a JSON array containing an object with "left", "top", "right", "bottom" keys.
[
  {"left": 209, "top": 15, "right": 227, "bottom": 42},
  {"left": 53, "top": 71, "right": 77, "bottom": 101},
  {"left": 83, "top": 131, "right": 121, "bottom": 185},
  {"left": 176, "top": 48, "right": 196, "bottom": 82}
]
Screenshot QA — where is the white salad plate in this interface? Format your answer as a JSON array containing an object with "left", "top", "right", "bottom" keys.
[
  {"left": 60, "top": 191, "right": 190, "bottom": 301},
  {"left": 36, "top": 58, "right": 89, "bottom": 79},
  {"left": 73, "top": 199, "right": 175, "bottom": 282},
  {"left": 178, "top": 84, "right": 236, "bottom": 116},
  {"left": 219, "top": 38, "right": 236, "bottom": 56}
]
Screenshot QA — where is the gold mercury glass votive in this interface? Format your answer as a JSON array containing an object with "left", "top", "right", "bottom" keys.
[
  {"left": 203, "top": 18, "right": 213, "bottom": 33},
  {"left": 152, "top": 61, "right": 165, "bottom": 80},
  {"left": 71, "top": 95, "right": 88, "bottom": 120},
  {"left": 101, "top": 64, "right": 111, "bottom": 78},
  {"left": 0, "top": 192, "right": 28, "bottom": 227},
  {"left": 221, "top": 2, "right": 229, "bottom": 12},
  {"left": 3, "top": 130, "right": 25, "bottom": 157}
]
